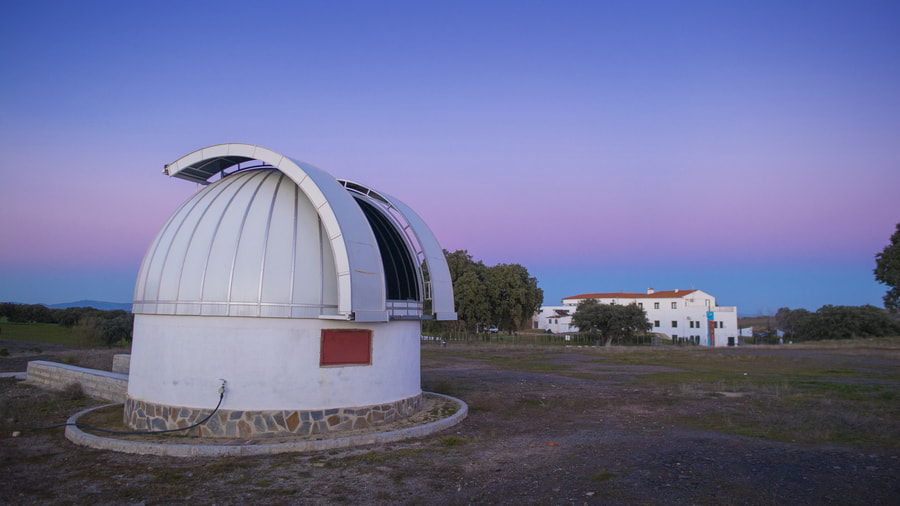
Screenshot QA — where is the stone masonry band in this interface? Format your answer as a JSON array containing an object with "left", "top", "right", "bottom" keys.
[{"left": 123, "top": 394, "right": 423, "bottom": 438}]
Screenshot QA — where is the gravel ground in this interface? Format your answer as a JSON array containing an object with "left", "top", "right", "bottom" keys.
[{"left": 1, "top": 340, "right": 898, "bottom": 505}]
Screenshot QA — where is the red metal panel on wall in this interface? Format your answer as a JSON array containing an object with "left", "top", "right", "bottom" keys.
[{"left": 320, "top": 329, "right": 372, "bottom": 366}]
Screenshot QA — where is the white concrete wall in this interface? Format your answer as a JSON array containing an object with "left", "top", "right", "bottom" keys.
[
  {"left": 128, "top": 314, "right": 421, "bottom": 411},
  {"left": 26, "top": 361, "right": 128, "bottom": 402},
  {"left": 112, "top": 354, "right": 131, "bottom": 374}
]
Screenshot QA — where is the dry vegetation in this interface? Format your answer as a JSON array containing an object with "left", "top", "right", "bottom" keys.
[{"left": 1, "top": 338, "right": 899, "bottom": 504}]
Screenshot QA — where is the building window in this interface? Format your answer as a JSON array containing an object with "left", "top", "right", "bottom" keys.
[
  {"left": 672, "top": 321, "right": 677, "bottom": 328},
  {"left": 671, "top": 302, "right": 677, "bottom": 309},
  {"left": 654, "top": 302, "right": 660, "bottom": 309},
  {"left": 719, "top": 321, "right": 724, "bottom": 328},
  {"left": 638, "top": 303, "right": 643, "bottom": 309},
  {"left": 320, "top": 329, "right": 372, "bottom": 366},
  {"left": 654, "top": 320, "right": 660, "bottom": 328}
]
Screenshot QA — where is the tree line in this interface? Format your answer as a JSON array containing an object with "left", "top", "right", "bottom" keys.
[
  {"left": 0, "top": 302, "right": 133, "bottom": 348},
  {"left": 775, "top": 305, "right": 900, "bottom": 341},
  {"left": 425, "top": 250, "right": 543, "bottom": 339}
]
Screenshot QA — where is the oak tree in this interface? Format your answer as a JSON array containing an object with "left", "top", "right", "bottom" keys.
[{"left": 874, "top": 222, "right": 900, "bottom": 312}]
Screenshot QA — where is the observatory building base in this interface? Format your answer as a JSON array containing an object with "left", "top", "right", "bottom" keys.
[{"left": 124, "top": 394, "right": 423, "bottom": 438}]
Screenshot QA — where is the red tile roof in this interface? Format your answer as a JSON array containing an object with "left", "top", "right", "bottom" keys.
[{"left": 563, "top": 289, "right": 699, "bottom": 300}]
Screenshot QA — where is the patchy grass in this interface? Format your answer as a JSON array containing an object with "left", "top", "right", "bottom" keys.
[
  {"left": 0, "top": 320, "right": 81, "bottom": 346},
  {"left": 440, "top": 435, "right": 466, "bottom": 447},
  {"left": 3, "top": 338, "right": 900, "bottom": 504},
  {"left": 679, "top": 393, "right": 900, "bottom": 447},
  {"left": 656, "top": 357, "right": 900, "bottom": 448},
  {"left": 425, "top": 338, "right": 900, "bottom": 449},
  {"left": 0, "top": 378, "right": 101, "bottom": 436},
  {"left": 591, "top": 470, "right": 617, "bottom": 482},
  {"left": 321, "top": 448, "right": 427, "bottom": 468},
  {"left": 423, "top": 377, "right": 456, "bottom": 396}
]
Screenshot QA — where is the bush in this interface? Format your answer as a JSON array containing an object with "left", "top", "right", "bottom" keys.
[
  {"left": 776, "top": 305, "right": 900, "bottom": 341},
  {"left": 63, "top": 382, "right": 85, "bottom": 400}
]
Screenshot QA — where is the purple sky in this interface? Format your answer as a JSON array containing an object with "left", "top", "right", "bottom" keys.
[{"left": 1, "top": 1, "right": 898, "bottom": 315}]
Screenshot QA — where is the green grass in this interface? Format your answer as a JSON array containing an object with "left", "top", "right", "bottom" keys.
[
  {"left": 426, "top": 338, "right": 900, "bottom": 448},
  {"left": 0, "top": 318, "right": 81, "bottom": 346},
  {"left": 440, "top": 435, "right": 466, "bottom": 447},
  {"left": 638, "top": 354, "right": 900, "bottom": 448},
  {"left": 321, "top": 448, "right": 426, "bottom": 468}
]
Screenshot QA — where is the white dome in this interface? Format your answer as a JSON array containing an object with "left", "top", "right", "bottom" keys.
[
  {"left": 133, "top": 168, "right": 340, "bottom": 318},
  {"left": 133, "top": 143, "right": 456, "bottom": 322}
]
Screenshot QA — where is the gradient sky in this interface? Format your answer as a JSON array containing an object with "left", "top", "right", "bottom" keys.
[{"left": 1, "top": 1, "right": 898, "bottom": 315}]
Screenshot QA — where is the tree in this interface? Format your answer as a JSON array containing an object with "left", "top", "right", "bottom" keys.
[
  {"left": 776, "top": 306, "right": 811, "bottom": 337},
  {"left": 78, "top": 310, "right": 134, "bottom": 348},
  {"left": 572, "top": 299, "right": 651, "bottom": 346},
  {"left": 436, "top": 250, "right": 544, "bottom": 340},
  {"left": 773, "top": 305, "right": 900, "bottom": 341},
  {"left": 485, "top": 263, "right": 543, "bottom": 335},
  {"left": 875, "top": 222, "right": 900, "bottom": 312},
  {"left": 443, "top": 250, "right": 491, "bottom": 339}
]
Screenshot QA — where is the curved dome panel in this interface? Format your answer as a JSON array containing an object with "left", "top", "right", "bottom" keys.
[
  {"left": 163, "top": 143, "right": 388, "bottom": 321},
  {"left": 133, "top": 169, "right": 341, "bottom": 318}
]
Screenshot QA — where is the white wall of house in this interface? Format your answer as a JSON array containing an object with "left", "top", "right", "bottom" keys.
[
  {"left": 536, "top": 288, "right": 738, "bottom": 347},
  {"left": 535, "top": 306, "right": 577, "bottom": 334}
]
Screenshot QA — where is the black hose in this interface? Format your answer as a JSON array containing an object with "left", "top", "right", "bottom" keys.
[{"left": 16, "top": 390, "right": 225, "bottom": 435}]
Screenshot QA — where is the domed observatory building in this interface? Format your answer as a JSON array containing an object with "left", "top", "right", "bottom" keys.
[{"left": 127, "top": 144, "right": 456, "bottom": 437}]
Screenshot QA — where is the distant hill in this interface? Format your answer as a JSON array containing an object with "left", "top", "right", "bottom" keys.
[{"left": 45, "top": 300, "right": 133, "bottom": 311}]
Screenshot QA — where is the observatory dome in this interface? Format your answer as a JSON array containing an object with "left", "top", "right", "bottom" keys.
[
  {"left": 133, "top": 168, "right": 342, "bottom": 319},
  {"left": 125, "top": 144, "right": 456, "bottom": 438}
]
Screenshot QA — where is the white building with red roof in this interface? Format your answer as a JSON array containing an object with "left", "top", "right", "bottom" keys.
[{"left": 536, "top": 288, "right": 738, "bottom": 347}]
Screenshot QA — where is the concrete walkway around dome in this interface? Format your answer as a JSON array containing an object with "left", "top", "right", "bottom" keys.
[{"left": 65, "top": 392, "right": 467, "bottom": 457}]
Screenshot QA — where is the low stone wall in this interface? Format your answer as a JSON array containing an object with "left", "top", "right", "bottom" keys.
[
  {"left": 26, "top": 361, "right": 128, "bottom": 403},
  {"left": 112, "top": 354, "right": 131, "bottom": 375},
  {"left": 123, "top": 393, "right": 423, "bottom": 438}
]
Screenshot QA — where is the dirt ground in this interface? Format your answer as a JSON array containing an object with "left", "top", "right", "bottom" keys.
[{"left": 1, "top": 339, "right": 898, "bottom": 505}]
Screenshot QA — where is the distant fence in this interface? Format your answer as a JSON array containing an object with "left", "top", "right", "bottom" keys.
[{"left": 421, "top": 332, "right": 672, "bottom": 346}]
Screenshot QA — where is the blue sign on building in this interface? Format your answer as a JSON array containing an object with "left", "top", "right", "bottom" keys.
[{"left": 706, "top": 311, "right": 714, "bottom": 320}]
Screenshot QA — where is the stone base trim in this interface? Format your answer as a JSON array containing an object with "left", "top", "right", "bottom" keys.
[
  {"left": 123, "top": 394, "right": 423, "bottom": 438},
  {"left": 67, "top": 393, "right": 467, "bottom": 457}
]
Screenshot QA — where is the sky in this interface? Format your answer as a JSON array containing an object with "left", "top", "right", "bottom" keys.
[{"left": 1, "top": 1, "right": 898, "bottom": 315}]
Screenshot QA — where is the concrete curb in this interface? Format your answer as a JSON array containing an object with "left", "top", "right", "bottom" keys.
[{"left": 65, "top": 392, "right": 467, "bottom": 457}]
